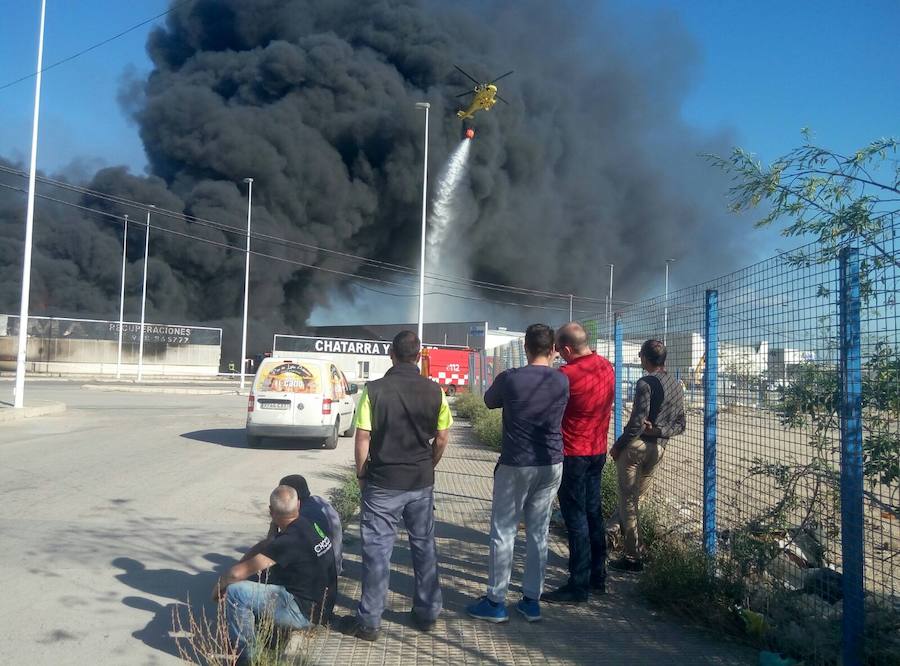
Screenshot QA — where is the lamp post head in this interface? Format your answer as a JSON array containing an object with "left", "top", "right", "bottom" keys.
[
  {"left": 415, "top": 102, "right": 430, "bottom": 110},
  {"left": 243, "top": 177, "right": 253, "bottom": 184}
]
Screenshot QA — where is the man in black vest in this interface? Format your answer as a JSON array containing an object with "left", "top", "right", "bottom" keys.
[{"left": 339, "top": 330, "right": 453, "bottom": 641}]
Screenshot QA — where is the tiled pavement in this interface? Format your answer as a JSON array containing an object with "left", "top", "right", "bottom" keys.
[{"left": 299, "top": 422, "right": 757, "bottom": 665}]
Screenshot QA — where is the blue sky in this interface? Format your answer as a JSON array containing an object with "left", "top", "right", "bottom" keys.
[{"left": 1, "top": 1, "right": 897, "bottom": 248}]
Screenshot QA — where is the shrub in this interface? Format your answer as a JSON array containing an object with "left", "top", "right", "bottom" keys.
[
  {"left": 453, "top": 391, "right": 487, "bottom": 420},
  {"left": 472, "top": 408, "right": 503, "bottom": 451},
  {"left": 329, "top": 471, "right": 361, "bottom": 525},
  {"left": 601, "top": 459, "right": 618, "bottom": 520},
  {"left": 639, "top": 535, "right": 745, "bottom": 632}
]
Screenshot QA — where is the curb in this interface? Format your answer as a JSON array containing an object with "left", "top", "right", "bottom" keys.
[
  {"left": 0, "top": 401, "right": 66, "bottom": 423},
  {"left": 82, "top": 385, "right": 238, "bottom": 396}
]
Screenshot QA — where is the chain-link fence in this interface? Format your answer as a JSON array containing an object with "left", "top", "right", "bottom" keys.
[
  {"left": 582, "top": 228, "right": 897, "bottom": 664},
  {"left": 483, "top": 223, "right": 898, "bottom": 663}
]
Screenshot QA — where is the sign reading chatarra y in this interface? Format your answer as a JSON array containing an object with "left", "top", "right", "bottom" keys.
[{"left": 274, "top": 335, "right": 392, "bottom": 356}]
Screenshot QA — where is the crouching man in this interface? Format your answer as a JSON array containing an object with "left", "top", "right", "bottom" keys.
[{"left": 212, "top": 485, "right": 337, "bottom": 662}]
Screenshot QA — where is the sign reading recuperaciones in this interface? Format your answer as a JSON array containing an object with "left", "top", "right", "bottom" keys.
[{"left": 0, "top": 315, "right": 222, "bottom": 346}]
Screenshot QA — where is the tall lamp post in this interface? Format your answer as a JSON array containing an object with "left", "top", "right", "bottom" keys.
[
  {"left": 239, "top": 177, "right": 254, "bottom": 391},
  {"left": 116, "top": 214, "right": 129, "bottom": 379},
  {"left": 13, "top": 0, "right": 47, "bottom": 409},
  {"left": 415, "top": 102, "right": 430, "bottom": 344},
  {"left": 664, "top": 258, "right": 675, "bottom": 345},
  {"left": 137, "top": 207, "right": 153, "bottom": 381},
  {"left": 606, "top": 263, "right": 614, "bottom": 358}
]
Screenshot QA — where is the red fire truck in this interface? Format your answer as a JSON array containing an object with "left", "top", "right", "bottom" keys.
[{"left": 420, "top": 347, "right": 476, "bottom": 395}]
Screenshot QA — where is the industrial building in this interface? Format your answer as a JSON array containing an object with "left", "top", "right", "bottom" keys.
[{"left": 0, "top": 314, "right": 222, "bottom": 376}]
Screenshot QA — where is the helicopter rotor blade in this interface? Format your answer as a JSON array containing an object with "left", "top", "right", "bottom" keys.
[
  {"left": 490, "top": 70, "right": 514, "bottom": 84},
  {"left": 454, "top": 65, "right": 481, "bottom": 86},
  {"left": 455, "top": 90, "right": 474, "bottom": 98},
  {"left": 496, "top": 95, "right": 510, "bottom": 105}
]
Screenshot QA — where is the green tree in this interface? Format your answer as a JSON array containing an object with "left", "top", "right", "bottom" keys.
[
  {"left": 707, "top": 133, "right": 898, "bottom": 262},
  {"left": 708, "top": 134, "right": 899, "bottom": 565}
]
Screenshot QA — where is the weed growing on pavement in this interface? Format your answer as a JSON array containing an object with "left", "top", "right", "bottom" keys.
[
  {"left": 172, "top": 581, "right": 329, "bottom": 666},
  {"left": 171, "top": 596, "right": 315, "bottom": 665}
]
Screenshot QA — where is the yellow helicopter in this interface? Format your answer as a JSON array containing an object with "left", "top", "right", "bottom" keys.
[{"left": 454, "top": 65, "right": 513, "bottom": 120}]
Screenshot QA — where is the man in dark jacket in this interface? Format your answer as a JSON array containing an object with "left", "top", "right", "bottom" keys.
[
  {"left": 607, "top": 339, "right": 685, "bottom": 572},
  {"left": 340, "top": 331, "right": 452, "bottom": 641},
  {"left": 466, "top": 324, "right": 569, "bottom": 624}
]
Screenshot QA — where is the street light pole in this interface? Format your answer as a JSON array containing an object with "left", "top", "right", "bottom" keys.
[
  {"left": 13, "top": 0, "right": 47, "bottom": 409},
  {"left": 137, "top": 207, "right": 153, "bottom": 381},
  {"left": 664, "top": 258, "right": 675, "bottom": 345},
  {"left": 116, "top": 214, "right": 129, "bottom": 379},
  {"left": 239, "top": 178, "right": 253, "bottom": 391},
  {"left": 607, "top": 264, "right": 614, "bottom": 358},
  {"left": 568, "top": 294, "right": 574, "bottom": 322},
  {"left": 415, "top": 102, "right": 430, "bottom": 344}
]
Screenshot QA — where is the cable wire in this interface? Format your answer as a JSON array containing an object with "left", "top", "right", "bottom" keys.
[
  {"left": 0, "top": 181, "right": 598, "bottom": 315},
  {"left": 0, "top": 163, "right": 620, "bottom": 303},
  {"left": 0, "top": 1, "right": 194, "bottom": 92}
]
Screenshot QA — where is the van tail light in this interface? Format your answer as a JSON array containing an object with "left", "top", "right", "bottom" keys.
[
  {"left": 322, "top": 399, "right": 332, "bottom": 415},
  {"left": 247, "top": 395, "right": 255, "bottom": 413}
]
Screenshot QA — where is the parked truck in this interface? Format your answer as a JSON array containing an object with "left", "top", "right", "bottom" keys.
[{"left": 420, "top": 346, "right": 473, "bottom": 395}]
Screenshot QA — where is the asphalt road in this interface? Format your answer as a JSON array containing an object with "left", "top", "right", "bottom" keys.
[{"left": 0, "top": 381, "right": 355, "bottom": 665}]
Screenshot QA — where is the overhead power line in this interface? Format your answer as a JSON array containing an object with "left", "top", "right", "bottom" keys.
[
  {"left": 0, "top": 1, "right": 194, "bottom": 92},
  {"left": 0, "top": 164, "right": 620, "bottom": 304},
  {"left": 0, "top": 181, "right": 604, "bottom": 315}
]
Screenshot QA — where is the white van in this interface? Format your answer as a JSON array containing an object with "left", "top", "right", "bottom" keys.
[{"left": 246, "top": 357, "right": 359, "bottom": 449}]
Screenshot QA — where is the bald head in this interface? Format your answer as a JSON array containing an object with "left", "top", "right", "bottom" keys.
[
  {"left": 269, "top": 485, "right": 300, "bottom": 522},
  {"left": 556, "top": 322, "right": 590, "bottom": 361}
]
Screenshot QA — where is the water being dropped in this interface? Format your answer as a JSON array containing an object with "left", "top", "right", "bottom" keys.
[{"left": 427, "top": 139, "right": 471, "bottom": 264}]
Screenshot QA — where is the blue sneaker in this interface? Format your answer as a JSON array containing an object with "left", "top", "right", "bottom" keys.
[
  {"left": 516, "top": 597, "right": 541, "bottom": 622},
  {"left": 466, "top": 596, "right": 509, "bottom": 623}
]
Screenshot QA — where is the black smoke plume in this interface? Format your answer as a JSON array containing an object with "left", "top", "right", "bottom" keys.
[{"left": 0, "top": 0, "right": 747, "bottom": 361}]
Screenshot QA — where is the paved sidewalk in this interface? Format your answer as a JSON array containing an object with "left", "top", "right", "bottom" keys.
[
  {"left": 301, "top": 421, "right": 756, "bottom": 665},
  {"left": 0, "top": 399, "right": 65, "bottom": 422}
]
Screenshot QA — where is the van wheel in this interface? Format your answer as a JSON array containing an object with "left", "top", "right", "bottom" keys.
[
  {"left": 247, "top": 434, "right": 261, "bottom": 448},
  {"left": 324, "top": 422, "right": 339, "bottom": 450},
  {"left": 342, "top": 414, "right": 356, "bottom": 438}
]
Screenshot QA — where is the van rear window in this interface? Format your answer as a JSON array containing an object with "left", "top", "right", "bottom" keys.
[{"left": 256, "top": 362, "right": 321, "bottom": 394}]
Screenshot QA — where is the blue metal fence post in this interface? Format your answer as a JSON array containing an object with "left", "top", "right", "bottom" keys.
[
  {"left": 839, "top": 246, "right": 864, "bottom": 666},
  {"left": 703, "top": 289, "right": 718, "bottom": 557},
  {"left": 614, "top": 315, "right": 623, "bottom": 439}
]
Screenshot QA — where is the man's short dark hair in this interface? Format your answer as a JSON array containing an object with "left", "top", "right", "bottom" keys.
[
  {"left": 279, "top": 474, "right": 311, "bottom": 500},
  {"left": 640, "top": 339, "right": 667, "bottom": 367},
  {"left": 392, "top": 330, "right": 421, "bottom": 363},
  {"left": 524, "top": 324, "right": 555, "bottom": 357}
]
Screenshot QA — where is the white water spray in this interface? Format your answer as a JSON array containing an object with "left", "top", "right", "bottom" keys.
[{"left": 427, "top": 139, "right": 471, "bottom": 264}]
